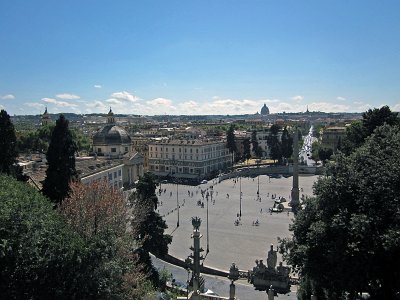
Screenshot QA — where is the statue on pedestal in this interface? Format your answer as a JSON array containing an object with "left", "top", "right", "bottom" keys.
[
  {"left": 267, "top": 244, "right": 277, "bottom": 269},
  {"left": 248, "top": 244, "right": 291, "bottom": 293}
]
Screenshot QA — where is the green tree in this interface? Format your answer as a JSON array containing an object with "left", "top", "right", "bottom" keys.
[
  {"left": 281, "top": 126, "right": 293, "bottom": 162},
  {"left": 251, "top": 130, "right": 259, "bottom": 156},
  {"left": 70, "top": 129, "right": 91, "bottom": 153},
  {"left": 242, "top": 137, "right": 251, "bottom": 162},
  {"left": 0, "top": 175, "right": 121, "bottom": 299},
  {"left": 130, "top": 173, "right": 172, "bottom": 286},
  {"left": 61, "top": 181, "right": 152, "bottom": 299},
  {"left": 342, "top": 106, "right": 399, "bottom": 155},
  {"left": 0, "top": 110, "right": 18, "bottom": 175},
  {"left": 42, "top": 115, "right": 77, "bottom": 205},
  {"left": 226, "top": 124, "right": 237, "bottom": 163},
  {"left": 267, "top": 124, "right": 282, "bottom": 163},
  {"left": 318, "top": 147, "right": 333, "bottom": 164},
  {"left": 310, "top": 140, "right": 321, "bottom": 164},
  {"left": 279, "top": 124, "right": 400, "bottom": 299}
]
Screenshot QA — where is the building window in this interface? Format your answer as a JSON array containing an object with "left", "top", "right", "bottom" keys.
[
  {"left": 111, "top": 148, "right": 116, "bottom": 152},
  {"left": 172, "top": 148, "right": 175, "bottom": 152},
  {"left": 150, "top": 147, "right": 153, "bottom": 151},
  {"left": 108, "top": 174, "right": 112, "bottom": 181},
  {"left": 118, "top": 170, "right": 121, "bottom": 176},
  {"left": 125, "top": 147, "right": 128, "bottom": 152},
  {"left": 114, "top": 172, "right": 117, "bottom": 178},
  {"left": 98, "top": 148, "right": 102, "bottom": 153}
]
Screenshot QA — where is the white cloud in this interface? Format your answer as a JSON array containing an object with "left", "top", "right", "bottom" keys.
[
  {"left": 337, "top": 96, "right": 346, "bottom": 101},
  {"left": 94, "top": 85, "right": 102, "bottom": 89},
  {"left": 1, "top": 94, "right": 15, "bottom": 100},
  {"left": 110, "top": 91, "right": 140, "bottom": 103},
  {"left": 146, "top": 98, "right": 173, "bottom": 106},
  {"left": 106, "top": 98, "right": 123, "bottom": 105},
  {"left": 84, "top": 100, "right": 108, "bottom": 113},
  {"left": 56, "top": 93, "right": 80, "bottom": 100},
  {"left": 291, "top": 95, "right": 304, "bottom": 102},
  {"left": 42, "top": 97, "right": 78, "bottom": 108},
  {"left": 308, "top": 102, "right": 350, "bottom": 112},
  {"left": 391, "top": 103, "right": 400, "bottom": 112},
  {"left": 0, "top": 104, "right": 4, "bottom": 110},
  {"left": 25, "top": 102, "right": 45, "bottom": 109}
]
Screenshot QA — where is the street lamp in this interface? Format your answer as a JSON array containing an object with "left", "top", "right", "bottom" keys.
[
  {"left": 206, "top": 191, "right": 209, "bottom": 254},
  {"left": 176, "top": 178, "right": 179, "bottom": 228},
  {"left": 239, "top": 176, "right": 242, "bottom": 217}
]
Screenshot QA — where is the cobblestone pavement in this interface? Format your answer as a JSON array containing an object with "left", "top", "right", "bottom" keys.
[{"left": 157, "top": 174, "right": 319, "bottom": 272}]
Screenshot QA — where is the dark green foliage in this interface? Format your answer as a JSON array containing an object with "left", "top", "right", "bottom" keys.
[
  {"left": 136, "top": 172, "right": 159, "bottom": 209},
  {"left": 42, "top": 115, "right": 77, "bottom": 204},
  {"left": 0, "top": 110, "right": 18, "bottom": 175},
  {"left": 280, "top": 124, "right": 400, "bottom": 299},
  {"left": 17, "top": 125, "right": 90, "bottom": 154},
  {"left": 242, "top": 138, "right": 251, "bottom": 161},
  {"left": 1, "top": 175, "right": 151, "bottom": 299},
  {"left": 70, "top": 128, "right": 91, "bottom": 152},
  {"left": 0, "top": 176, "right": 102, "bottom": 299},
  {"left": 130, "top": 173, "right": 172, "bottom": 286},
  {"left": 251, "top": 131, "right": 259, "bottom": 156},
  {"left": 226, "top": 124, "right": 237, "bottom": 158},
  {"left": 342, "top": 106, "right": 399, "bottom": 155},
  {"left": 267, "top": 124, "right": 282, "bottom": 163},
  {"left": 318, "top": 147, "right": 333, "bottom": 163},
  {"left": 281, "top": 126, "right": 293, "bottom": 161}
]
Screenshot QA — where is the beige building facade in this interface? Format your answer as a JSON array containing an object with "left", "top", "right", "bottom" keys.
[{"left": 148, "top": 139, "right": 232, "bottom": 182}]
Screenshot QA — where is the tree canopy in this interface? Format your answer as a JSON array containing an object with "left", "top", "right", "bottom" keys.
[
  {"left": 281, "top": 126, "right": 293, "bottom": 161},
  {"left": 267, "top": 124, "right": 282, "bottom": 163},
  {"left": 42, "top": 115, "right": 77, "bottom": 205},
  {"left": 226, "top": 124, "right": 237, "bottom": 159},
  {"left": 342, "top": 106, "right": 399, "bottom": 154},
  {"left": 0, "top": 175, "right": 106, "bottom": 299},
  {"left": 0, "top": 110, "right": 18, "bottom": 175},
  {"left": 279, "top": 124, "right": 400, "bottom": 299},
  {"left": 242, "top": 137, "right": 251, "bottom": 161},
  {"left": 130, "top": 173, "right": 172, "bottom": 285}
]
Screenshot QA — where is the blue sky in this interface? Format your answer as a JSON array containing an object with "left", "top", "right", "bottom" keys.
[{"left": 1, "top": 0, "right": 399, "bottom": 115}]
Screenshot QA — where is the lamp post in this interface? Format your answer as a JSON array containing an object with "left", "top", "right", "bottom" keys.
[
  {"left": 239, "top": 176, "right": 242, "bottom": 217},
  {"left": 176, "top": 178, "right": 180, "bottom": 228},
  {"left": 185, "top": 257, "right": 192, "bottom": 299},
  {"left": 206, "top": 191, "right": 209, "bottom": 254},
  {"left": 228, "top": 262, "right": 239, "bottom": 300}
]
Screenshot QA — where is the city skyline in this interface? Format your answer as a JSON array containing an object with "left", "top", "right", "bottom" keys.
[{"left": 1, "top": 1, "right": 399, "bottom": 116}]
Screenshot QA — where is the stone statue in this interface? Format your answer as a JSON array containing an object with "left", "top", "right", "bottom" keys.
[
  {"left": 267, "top": 244, "right": 277, "bottom": 269},
  {"left": 191, "top": 217, "right": 201, "bottom": 231}
]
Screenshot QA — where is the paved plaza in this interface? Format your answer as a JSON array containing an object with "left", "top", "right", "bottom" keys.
[{"left": 157, "top": 174, "right": 320, "bottom": 272}]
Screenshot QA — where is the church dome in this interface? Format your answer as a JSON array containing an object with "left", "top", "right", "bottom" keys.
[
  {"left": 261, "top": 104, "right": 270, "bottom": 115},
  {"left": 93, "top": 124, "right": 131, "bottom": 145}
]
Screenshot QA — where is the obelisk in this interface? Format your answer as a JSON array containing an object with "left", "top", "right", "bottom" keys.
[{"left": 291, "top": 128, "right": 300, "bottom": 214}]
